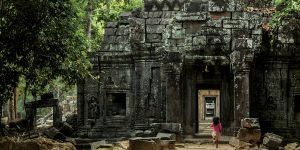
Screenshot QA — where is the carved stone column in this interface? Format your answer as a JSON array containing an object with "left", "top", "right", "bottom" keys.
[
  {"left": 165, "top": 71, "right": 181, "bottom": 123},
  {"left": 163, "top": 52, "right": 183, "bottom": 123},
  {"left": 230, "top": 38, "right": 254, "bottom": 129}
]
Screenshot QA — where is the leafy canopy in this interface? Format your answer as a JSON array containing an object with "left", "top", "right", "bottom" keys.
[{"left": 0, "top": 0, "right": 90, "bottom": 103}]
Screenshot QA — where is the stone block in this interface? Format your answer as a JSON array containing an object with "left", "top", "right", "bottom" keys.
[
  {"left": 103, "top": 36, "right": 116, "bottom": 44},
  {"left": 106, "top": 22, "right": 118, "bottom": 28},
  {"left": 229, "top": 137, "right": 253, "bottom": 149},
  {"left": 201, "top": 28, "right": 231, "bottom": 35},
  {"left": 116, "top": 26, "right": 129, "bottom": 35},
  {"left": 172, "top": 28, "right": 185, "bottom": 39},
  {"left": 284, "top": 142, "right": 300, "bottom": 150},
  {"left": 129, "top": 137, "right": 160, "bottom": 150},
  {"left": 146, "top": 25, "right": 165, "bottom": 33},
  {"left": 160, "top": 19, "right": 172, "bottom": 25},
  {"left": 185, "top": 37, "right": 193, "bottom": 46},
  {"left": 146, "top": 18, "right": 161, "bottom": 25},
  {"left": 232, "top": 12, "right": 251, "bottom": 20},
  {"left": 208, "top": 1, "right": 225, "bottom": 12},
  {"left": 104, "top": 28, "right": 116, "bottom": 36},
  {"left": 209, "top": 12, "right": 231, "bottom": 20},
  {"left": 175, "top": 12, "right": 207, "bottom": 21},
  {"left": 146, "top": 34, "right": 162, "bottom": 42},
  {"left": 156, "top": 133, "right": 176, "bottom": 140},
  {"left": 150, "top": 123, "right": 181, "bottom": 133},
  {"left": 237, "top": 128, "right": 261, "bottom": 143},
  {"left": 116, "top": 36, "right": 130, "bottom": 43},
  {"left": 241, "top": 118, "right": 260, "bottom": 129},
  {"left": 207, "top": 36, "right": 223, "bottom": 44},
  {"left": 153, "top": 11, "right": 163, "bottom": 18},
  {"left": 233, "top": 38, "right": 253, "bottom": 49},
  {"left": 223, "top": 20, "right": 249, "bottom": 29},
  {"left": 252, "top": 28, "right": 263, "bottom": 35},
  {"left": 205, "top": 20, "right": 222, "bottom": 28},
  {"left": 278, "top": 34, "right": 294, "bottom": 43},
  {"left": 159, "top": 140, "right": 176, "bottom": 150},
  {"left": 193, "top": 36, "right": 206, "bottom": 46},
  {"left": 263, "top": 133, "right": 283, "bottom": 149}
]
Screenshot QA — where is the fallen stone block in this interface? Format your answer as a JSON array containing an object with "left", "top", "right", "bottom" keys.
[
  {"left": 175, "top": 143, "right": 185, "bottom": 148},
  {"left": 284, "top": 142, "right": 300, "bottom": 150},
  {"left": 229, "top": 137, "right": 253, "bottom": 149},
  {"left": 59, "top": 122, "right": 74, "bottom": 137},
  {"left": 263, "top": 133, "right": 283, "bottom": 149},
  {"left": 129, "top": 137, "right": 160, "bottom": 150},
  {"left": 43, "top": 127, "right": 66, "bottom": 141},
  {"left": 241, "top": 118, "right": 260, "bottom": 129},
  {"left": 160, "top": 140, "right": 176, "bottom": 150},
  {"left": 75, "top": 140, "right": 106, "bottom": 150},
  {"left": 156, "top": 133, "right": 176, "bottom": 140},
  {"left": 237, "top": 128, "right": 261, "bottom": 144}
]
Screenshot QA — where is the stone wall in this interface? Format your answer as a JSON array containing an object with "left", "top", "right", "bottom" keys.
[{"left": 77, "top": 0, "right": 300, "bottom": 140}]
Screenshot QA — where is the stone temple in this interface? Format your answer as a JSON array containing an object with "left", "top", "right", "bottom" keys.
[{"left": 77, "top": 0, "right": 300, "bottom": 140}]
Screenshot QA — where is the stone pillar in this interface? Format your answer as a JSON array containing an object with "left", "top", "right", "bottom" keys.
[
  {"left": 233, "top": 70, "right": 250, "bottom": 127},
  {"left": 166, "top": 72, "right": 181, "bottom": 123},
  {"left": 230, "top": 38, "right": 254, "bottom": 130}
]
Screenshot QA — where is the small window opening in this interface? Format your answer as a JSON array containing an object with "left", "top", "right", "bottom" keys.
[
  {"left": 36, "top": 107, "right": 53, "bottom": 128},
  {"left": 205, "top": 96, "right": 216, "bottom": 119},
  {"left": 107, "top": 93, "right": 126, "bottom": 116},
  {"left": 294, "top": 95, "right": 300, "bottom": 121}
]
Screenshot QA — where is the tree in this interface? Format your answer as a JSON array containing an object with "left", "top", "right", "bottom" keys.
[
  {"left": 270, "top": 0, "right": 300, "bottom": 28},
  {"left": 0, "top": 0, "right": 91, "bottom": 128}
]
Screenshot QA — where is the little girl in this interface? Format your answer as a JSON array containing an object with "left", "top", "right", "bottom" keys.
[{"left": 210, "top": 116, "right": 222, "bottom": 148}]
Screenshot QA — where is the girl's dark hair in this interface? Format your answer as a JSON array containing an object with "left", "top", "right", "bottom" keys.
[{"left": 213, "top": 116, "right": 220, "bottom": 125}]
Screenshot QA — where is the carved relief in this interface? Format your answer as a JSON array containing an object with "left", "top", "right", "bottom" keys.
[{"left": 88, "top": 96, "right": 99, "bottom": 119}]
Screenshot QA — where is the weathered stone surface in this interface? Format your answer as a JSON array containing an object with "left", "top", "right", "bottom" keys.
[
  {"left": 156, "top": 133, "right": 176, "bottom": 140},
  {"left": 146, "top": 25, "right": 165, "bottom": 33},
  {"left": 233, "top": 38, "right": 253, "bottom": 49},
  {"left": 223, "top": 20, "right": 249, "bottom": 29},
  {"left": 237, "top": 128, "right": 261, "bottom": 143},
  {"left": 192, "top": 36, "right": 206, "bottom": 46},
  {"left": 229, "top": 137, "right": 253, "bottom": 149},
  {"left": 78, "top": 0, "right": 300, "bottom": 141},
  {"left": 263, "top": 133, "right": 283, "bottom": 149},
  {"left": 159, "top": 140, "right": 176, "bottom": 150},
  {"left": 104, "top": 28, "right": 117, "bottom": 36},
  {"left": 175, "top": 12, "right": 207, "bottom": 21},
  {"left": 284, "top": 142, "right": 300, "bottom": 150},
  {"left": 150, "top": 123, "right": 182, "bottom": 133},
  {"left": 106, "top": 22, "right": 118, "bottom": 28},
  {"left": 241, "top": 118, "right": 260, "bottom": 129},
  {"left": 128, "top": 137, "right": 160, "bottom": 150}
]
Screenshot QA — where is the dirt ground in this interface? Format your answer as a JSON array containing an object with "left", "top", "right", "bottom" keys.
[
  {"left": 118, "top": 140, "right": 235, "bottom": 150},
  {"left": 176, "top": 143, "right": 235, "bottom": 150}
]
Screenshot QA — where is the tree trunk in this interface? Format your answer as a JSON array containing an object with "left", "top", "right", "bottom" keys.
[
  {"left": 0, "top": 102, "right": 3, "bottom": 136},
  {"left": 13, "top": 87, "right": 18, "bottom": 119},
  {"left": 86, "top": 0, "right": 93, "bottom": 52},
  {"left": 23, "top": 82, "right": 29, "bottom": 109},
  {"left": 8, "top": 87, "right": 18, "bottom": 122}
]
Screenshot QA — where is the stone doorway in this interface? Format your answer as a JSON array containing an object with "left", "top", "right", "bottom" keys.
[{"left": 198, "top": 89, "right": 220, "bottom": 133}]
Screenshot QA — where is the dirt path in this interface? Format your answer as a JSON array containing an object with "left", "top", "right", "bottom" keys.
[{"left": 176, "top": 143, "right": 235, "bottom": 150}]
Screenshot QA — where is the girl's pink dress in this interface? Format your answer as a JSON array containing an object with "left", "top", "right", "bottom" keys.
[{"left": 210, "top": 122, "right": 222, "bottom": 141}]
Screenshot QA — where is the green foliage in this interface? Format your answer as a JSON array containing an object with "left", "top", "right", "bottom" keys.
[
  {"left": 91, "top": 0, "right": 143, "bottom": 50},
  {"left": 270, "top": 0, "right": 300, "bottom": 28},
  {"left": 0, "top": 0, "right": 91, "bottom": 106}
]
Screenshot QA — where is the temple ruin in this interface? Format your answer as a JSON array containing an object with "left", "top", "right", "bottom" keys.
[{"left": 77, "top": 0, "right": 300, "bottom": 141}]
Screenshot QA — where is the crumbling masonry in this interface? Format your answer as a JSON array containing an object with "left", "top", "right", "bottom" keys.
[{"left": 77, "top": 0, "right": 300, "bottom": 141}]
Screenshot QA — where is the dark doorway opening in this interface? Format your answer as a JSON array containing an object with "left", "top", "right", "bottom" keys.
[
  {"left": 107, "top": 93, "right": 126, "bottom": 116},
  {"left": 294, "top": 95, "right": 300, "bottom": 121}
]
